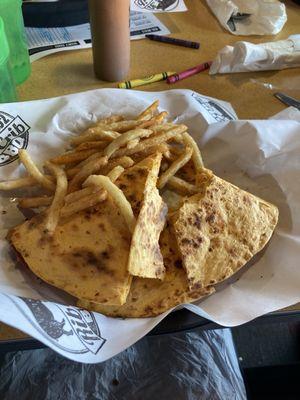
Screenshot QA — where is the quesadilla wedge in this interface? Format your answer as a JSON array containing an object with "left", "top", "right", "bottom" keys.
[
  {"left": 171, "top": 171, "right": 279, "bottom": 290},
  {"left": 127, "top": 152, "right": 168, "bottom": 280},
  {"left": 77, "top": 226, "right": 214, "bottom": 318},
  {"left": 8, "top": 198, "right": 132, "bottom": 305},
  {"left": 116, "top": 153, "right": 161, "bottom": 217}
]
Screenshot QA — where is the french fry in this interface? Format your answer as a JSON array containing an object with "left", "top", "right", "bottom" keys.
[
  {"left": 162, "top": 144, "right": 183, "bottom": 161},
  {"left": 44, "top": 162, "right": 68, "bottom": 234},
  {"left": 104, "top": 116, "right": 163, "bottom": 132},
  {"left": 107, "top": 166, "right": 125, "bottom": 182},
  {"left": 196, "top": 168, "right": 214, "bottom": 187},
  {"left": 137, "top": 100, "right": 159, "bottom": 121},
  {"left": 182, "top": 132, "right": 204, "bottom": 171},
  {"left": 99, "top": 156, "right": 134, "bottom": 176},
  {"left": 166, "top": 176, "right": 199, "bottom": 195},
  {"left": 76, "top": 151, "right": 103, "bottom": 168},
  {"left": 136, "top": 113, "right": 168, "bottom": 129},
  {"left": 94, "top": 115, "right": 124, "bottom": 125},
  {"left": 103, "top": 128, "right": 153, "bottom": 159},
  {"left": 68, "top": 156, "right": 108, "bottom": 193},
  {"left": 104, "top": 120, "right": 144, "bottom": 133},
  {"left": 18, "top": 196, "right": 53, "bottom": 208},
  {"left": 70, "top": 129, "right": 120, "bottom": 146},
  {"left": 66, "top": 167, "right": 80, "bottom": 179},
  {"left": 152, "top": 111, "right": 168, "bottom": 124},
  {"left": 0, "top": 176, "right": 53, "bottom": 191},
  {"left": 131, "top": 144, "right": 169, "bottom": 162},
  {"left": 79, "top": 115, "right": 124, "bottom": 132},
  {"left": 84, "top": 175, "right": 136, "bottom": 233},
  {"left": 76, "top": 152, "right": 133, "bottom": 171},
  {"left": 64, "top": 186, "right": 101, "bottom": 204},
  {"left": 75, "top": 141, "right": 107, "bottom": 151},
  {"left": 150, "top": 123, "right": 177, "bottom": 134},
  {"left": 112, "top": 125, "right": 187, "bottom": 158},
  {"left": 162, "top": 145, "right": 173, "bottom": 160},
  {"left": 158, "top": 146, "right": 193, "bottom": 189},
  {"left": 19, "top": 150, "right": 55, "bottom": 191},
  {"left": 126, "top": 138, "right": 140, "bottom": 149},
  {"left": 49, "top": 149, "right": 99, "bottom": 165},
  {"left": 161, "top": 160, "right": 170, "bottom": 172},
  {"left": 67, "top": 153, "right": 134, "bottom": 178},
  {"left": 60, "top": 191, "right": 107, "bottom": 219}
]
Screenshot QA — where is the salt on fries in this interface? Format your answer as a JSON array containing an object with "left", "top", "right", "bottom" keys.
[{"left": 0, "top": 100, "right": 204, "bottom": 233}]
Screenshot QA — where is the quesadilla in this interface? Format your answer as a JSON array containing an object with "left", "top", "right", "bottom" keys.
[
  {"left": 77, "top": 226, "right": 214, "bottom": 318},
  {"left": 8, "top": 153, "right": 166, "bottom": 306},
  {"left": 127, "top": 152, "right": 168, "bottom": 280},
  {"left": 171, "top": 172, "right": 279, "bottom": 290},
  {"left": 9, "top": 198, "right": 132, "bottom": 305},
  {"left": 116, "top": 153, "right": 161, "bottom": 217}
]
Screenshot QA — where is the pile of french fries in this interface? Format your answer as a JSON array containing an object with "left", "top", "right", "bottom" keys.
[{"left": 0, "top": 101, "right": 205, "bottom": 234}]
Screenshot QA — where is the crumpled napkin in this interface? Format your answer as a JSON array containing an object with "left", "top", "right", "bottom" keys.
[
  {"left": 209, "top": 35, "right": 300, "bottom": 74},
  {"left": 206, "top": 0, "right": 287, "bottom": 36}
]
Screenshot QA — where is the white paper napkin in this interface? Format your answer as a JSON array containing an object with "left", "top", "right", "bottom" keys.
[
  {"left": 206, "top": 0, "right": 287, "bottom": 36},
  {"left": 210, "top": 35, "right": 300, "bottom": 74}
]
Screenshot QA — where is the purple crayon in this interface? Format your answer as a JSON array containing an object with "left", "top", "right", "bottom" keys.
[
  {"left": 145, "top": 34, "right": 200, "bottom": 49},
  {"left": 167, "top": 61, "right": 212, "bottom": 84}
]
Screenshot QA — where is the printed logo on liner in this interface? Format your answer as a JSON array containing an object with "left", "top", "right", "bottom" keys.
[
  {"left": 191, "top": 93, "right": 236, "bottom": 122},
  {"left": 11, "top": 297, "right": 106, "bottom": 355},
  {"left": 134, "top": 0, "right": 179, "bottom": 11},
  {"left": 0, "top": 111, "right": 30, "bottom": 166}
]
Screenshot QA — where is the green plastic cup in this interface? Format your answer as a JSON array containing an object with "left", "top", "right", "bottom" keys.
[
  {"left": 0, "top": 17, "right": 18, "bottom": 103},
  {"left": 0, "top": 0, "right": 31, "bottom": 85}
]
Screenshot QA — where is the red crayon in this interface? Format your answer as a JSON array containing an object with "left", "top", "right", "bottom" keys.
[{"left": 167, "top": 61, "right": 212, "bottom": 84}]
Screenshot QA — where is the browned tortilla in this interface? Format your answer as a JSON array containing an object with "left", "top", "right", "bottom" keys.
[
  {"left": 127, "top": 153, "right": 168, "bottom": 280},
  {"left": 8, "top": 153, "right": 166, "bottom": 306},
  {"left": 8, "top": 198, "right": 132, "bottom": 305},
  {"left": 171, "top": 173, "right": 279, "bottom": 290},
  {"left": 116, "top": 153, "right": 161, "bottom": 217},
  {"left": 77, "top": 226, "right": 214, "bottom": 318}
]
